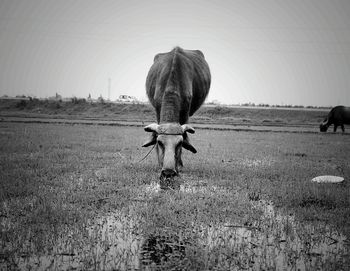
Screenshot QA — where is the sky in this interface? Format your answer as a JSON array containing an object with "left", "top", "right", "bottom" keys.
[{"left": 0, "top": 0, "right": 349, "bottom": 107}]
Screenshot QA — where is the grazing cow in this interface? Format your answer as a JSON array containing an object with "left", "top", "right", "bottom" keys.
[
  {"left": 320, "top": 106, "right": 350, "bottom": 132},
  {"left": 142, "top": 47, "right": 211, "bottom": 180}
]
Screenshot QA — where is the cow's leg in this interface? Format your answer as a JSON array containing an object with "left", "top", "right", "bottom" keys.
[
  {"left": 156, "top": 144, "right": 163, "bottom": 168},
  {"left": 178, "top": 148, "right": 183, "bottom": 171},
  {"left": 341, "top": 124, "right": 345, "bottom": 132},
  {"left": 334, "top": 125, "right": 338, "bottom": 132},
  {"left": 156, "top": 108, "right": 161, "bottom": 124},
  {"left": 179, "top": 157, "right": 183, "bottom": 168}
]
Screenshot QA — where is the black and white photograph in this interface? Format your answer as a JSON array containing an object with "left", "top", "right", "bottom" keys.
[{"left": 0, "top": 0, "right": 349, "bottom": 270}]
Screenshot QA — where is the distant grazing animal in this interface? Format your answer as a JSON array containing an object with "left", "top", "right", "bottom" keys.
[
  {"left": 142, "top": 47, "right": 211, "bottom": 180},
  {"left": 320, "top": 106, "right": 350, "bottom": 132}
]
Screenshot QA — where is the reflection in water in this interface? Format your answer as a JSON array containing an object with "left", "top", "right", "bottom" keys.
[
  {"left": 9, "top": 181, "right": 350, "bottom": 270},
  {"left": 195, "top": 200, "right": 349, "bottom": 270},
  {"left": 148, "top": 181, "right": 349, "bottom": 270},
  {"left": 141, "top": 233, "right": 189, "bottom": 268},
  {"left": 14, "top": 211, "right": 142, "bottom": 270}
]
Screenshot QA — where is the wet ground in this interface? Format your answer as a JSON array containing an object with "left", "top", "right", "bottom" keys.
[
  {"left": 7, "top": 178, "right": 349, "bottom": 270},
  {"left": 1, "top": 121, "right": 349, "bottom": 270}
]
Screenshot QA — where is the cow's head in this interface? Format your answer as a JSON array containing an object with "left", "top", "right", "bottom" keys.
[
  {"left": 320, "top": 119, "right": 329, "bottom": 132},
  {"left": 142, "top": 123, "right": 197, "bottom": 179}
]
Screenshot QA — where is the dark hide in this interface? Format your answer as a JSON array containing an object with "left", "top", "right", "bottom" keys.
[
  {"left": 320, "top": 106, "right": 350, "bottom": 132},
  {"left": 143, "top": 47, "right": 211, "bottom": 180},
  {"left": 146, "top": 47, "right": 211, "bottom": 124}
]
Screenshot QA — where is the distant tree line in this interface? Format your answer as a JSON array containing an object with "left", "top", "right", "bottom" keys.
[
  {"left": 1, "top": 94, "right": 332, "bottom": 109},
  {"left": 239, "top": 102, "right": 330, "bottom": 109}
]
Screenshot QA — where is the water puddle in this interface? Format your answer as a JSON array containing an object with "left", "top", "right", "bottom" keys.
[
  {"left": 128, "top": 181, "right": 349, "bottom": 269},
  {"left": 10, "top": 210, "right": 142, "bottom": 271},
  {"left": 4, "top": 181, "right": 349, "bottom": 270},
  {"left": 195, "top": 199, "right": 349, "bottom": 270}
]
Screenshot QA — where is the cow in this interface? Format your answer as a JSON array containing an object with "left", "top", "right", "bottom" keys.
[
  {"left": 142, "top": 47, "right": 211, "bottom": 182},
  {"left": 320, "top": 106, "right": 350, "bottom": 132}
]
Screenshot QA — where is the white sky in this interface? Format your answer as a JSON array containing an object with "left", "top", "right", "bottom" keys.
[{"left": 0, "top": 0, "right": 349, "bottom": 106}]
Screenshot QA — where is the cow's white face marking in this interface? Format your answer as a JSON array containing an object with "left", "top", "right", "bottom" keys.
[
  {"left": 156, "top": 134, "right": 183, "bottom": 177},
  {"left": 142, "top": 122, "right": 196, "bottom": 181}
]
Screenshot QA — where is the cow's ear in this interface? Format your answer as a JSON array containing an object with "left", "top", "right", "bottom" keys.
[
  {"left": 142, "top": 132, "right": 157, "bottom": 147},
  {"left": 181, "top": 124, "right": 195, "bottom": 134},
  {"left": 144, "top": 123, "right": 159, "bottom": 133},
  {"left": 182, "top": 133, "right": 197, "bottom": 153}
]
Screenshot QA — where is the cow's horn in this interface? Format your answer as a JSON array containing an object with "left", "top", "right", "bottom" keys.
[
  {"left": 142, "top": 132, "right": 157, "bottom": 147},
  {"left": 142, "top": 123, "right": 159, "bottom": 147},
  {"left": 144, "top": 123, "right": 159, "bottom": 133},
  {"left": 182, "top": 133, "right": 197, "bottom": 153},
  {"left": 181, "top": 124, "right": 195, "bottom": 134}
]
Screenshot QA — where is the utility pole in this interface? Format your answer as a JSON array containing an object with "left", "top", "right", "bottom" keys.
[{"left": 108, "top": 78, "right": 111, "bottom": 101}]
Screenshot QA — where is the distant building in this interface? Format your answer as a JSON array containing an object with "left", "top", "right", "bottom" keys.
[
  {"left": 206, "top": 99, "right": 221, "bottom": 105},
  {"left": 97, "top": 95, "right": 105, "bottom": 103},
  {"left": 0, "top": 95, "right": 30, "bottom": 101},
  {"left": 48, "top": 93, "right": 62, "bottom": 101},
  {"left": 61, "top": 97, "right": 71, "bottom": 102},
  {"left": 87, "top": 93, "right": 94, "bottom": 103},
  {"left": 116, "top": 95, "right": 138, "bottom": 103}
]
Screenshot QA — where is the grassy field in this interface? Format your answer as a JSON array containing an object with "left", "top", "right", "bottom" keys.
[{"left": 1, "top": 121, "right": 349, "bottom": 270}]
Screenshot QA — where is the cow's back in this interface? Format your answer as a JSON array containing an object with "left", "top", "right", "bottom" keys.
[
  {"left": 331, "top": 106, "right": 350, "bottom": 124},
  {"left": 146, "top": 47, "right": 211, "bottom": 122}
]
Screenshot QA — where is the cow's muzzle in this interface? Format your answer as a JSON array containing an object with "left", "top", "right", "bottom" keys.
[{"left": 160, "top": 168, "right": 177, "bottom": 179}]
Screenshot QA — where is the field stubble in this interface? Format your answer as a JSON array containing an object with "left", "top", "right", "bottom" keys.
[{"left": 0, "top": 122, "right": 350, "bottom": 270}]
